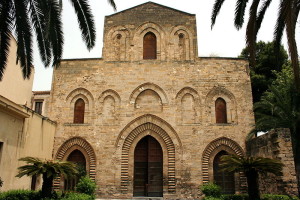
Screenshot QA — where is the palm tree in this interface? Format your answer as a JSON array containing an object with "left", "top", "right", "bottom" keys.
[
  {"left": 211, "top": 0, "right": 300, "bottom": 93},
  {"left": 220, "top": 155, "right": 283, "bottom": 200},
  {"left": 16, "top": 157, "right": 78, "bottom": 198},
  {"left": 0, "top": 0, "right": 116, "bottom": 80}
]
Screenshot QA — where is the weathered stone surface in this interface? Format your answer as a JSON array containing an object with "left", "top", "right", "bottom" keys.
[
  {"left": 48, "top": 2, "right": 255, "bottom": 199},
  {"left": 247, "top": 129, "right": 299, "bottom": 197}
]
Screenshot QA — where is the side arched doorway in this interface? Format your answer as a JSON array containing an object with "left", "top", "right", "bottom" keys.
[
  {"left": 213, "top": 151, "right": 235, "bottom": 194},
  {"left": 65, "top": 150, "right": 87, "bottom": 190},
  {"left": 133, "top": 136, "right": 163, "bottom": 197}
]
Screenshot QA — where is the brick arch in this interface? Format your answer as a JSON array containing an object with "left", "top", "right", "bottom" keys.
[
  {"left": 129, "top": 82, "right": 168, "bottom": 105},
  {"left": 116, "top": 114, "right": 182, "bottom": 194},
  {"left": 202, "top": 137, "right": 244, "bottom": 184},
  {"left": 54, "top": 137, "right": 96, "bottom": 184},
  {"left": 66, "top": 88, "right": 94, "bottom": 105}
]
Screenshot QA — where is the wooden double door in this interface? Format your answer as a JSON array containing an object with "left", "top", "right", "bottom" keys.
[{"left": 133, "top": 136, "right": 163, "bottom": 197}]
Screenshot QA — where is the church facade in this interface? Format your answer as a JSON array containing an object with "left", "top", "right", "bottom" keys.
[{"left": 48, "top": 2, "right": 254, "bottom": 199}]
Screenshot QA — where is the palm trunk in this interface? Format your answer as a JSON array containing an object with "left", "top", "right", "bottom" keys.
[
  {"left": 246, "top": 170, "right": 260, "bottom": 200},
  {"left": 285, "top": 2, "right": 300, "bottom": 93},
  {"left": 42, "top": 173, "right": 54, "bottom": 198}
]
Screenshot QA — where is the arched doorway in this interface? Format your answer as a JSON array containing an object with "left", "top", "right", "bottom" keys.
[
  {"left": 133, "top": 136, "right": 163, "bottom": 197},
  {"left": 213, "top": 151, "right": 235, "bottom": 194},
  {"left": 65, "top": 150, "right": 86, "bottom": 190}
]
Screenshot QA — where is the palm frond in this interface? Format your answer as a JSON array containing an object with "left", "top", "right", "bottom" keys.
[
  {"left": 211, "top": 0, "right": 226, "bottom": 29},
  {"left": 69, "top": 0, "right": 96, "bottom": 50},
  {"left": 0, "top": 0, "right": 14, "bottom": 81},
  {"left": 234, "top": 0, "right": 249, "bottom": 29},
  {"left": 46, "top": 0, "right": 63, "bottom": 68},
  {"left": 256, "top": 0, "right": 272, "bottom": 33},
  {"left": 14, "top": 0, "right": 34, "bottom": 79},
  {"left": 107, "top": 0, "right": 116, "bottom": 11},
  {"left": 28, "top": 0, "right": 51, "bottom": 67},
  {"left": 220, "top": 155, "right": 283, "bottom": 176}
]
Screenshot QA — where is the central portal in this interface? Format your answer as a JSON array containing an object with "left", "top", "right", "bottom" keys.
[{"left": 133, "top": 136, "right": 163, "bottom": 197}]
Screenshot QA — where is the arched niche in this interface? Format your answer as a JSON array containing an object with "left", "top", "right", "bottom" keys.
[
  {"left": 129, "top": 83, "right": 168, "bottom": 112},
  {"left": 133, "top": 22, "right": 166, "bottom": 60},
  {"left": 53, "top": 137, "right": 96, "bottom": 190},
  {"left": 66, "top": 88, "right": 94, "bottom": 124},
  {"left": 175, "top": 87, "right": 201, "bottom": 124},
  {"left": 103, "top": 26, "right": 130, "bottom": 61},
  {"left": 169, "top": 26, "right": 194, "bottom": 60},
  {"left": 205, "top": 86, "right": 237, "bottom": 124}
]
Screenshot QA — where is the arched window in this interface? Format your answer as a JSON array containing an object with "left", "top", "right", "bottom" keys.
[
  {"left": 65, "top": 150, "right": 86, "bottom": 190},
  {"left": 178, "top": 33, "right": 186, "bottom": 60},
  {"left": 213, "top": 151, "right": 235, "bottom": 194},
  {"left": 143, "top": 32, "right": 157, "bottom": 59},
  {"left": 215, "top": 98, "right": 227, "bottom": 123},
  {"left": 74, "top": 98, "right": 85, "bottom": 123}
]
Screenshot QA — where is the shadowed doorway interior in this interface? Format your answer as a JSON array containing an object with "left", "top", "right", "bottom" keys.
[{"left": 133, "top": 136, "right": 163, "bottom": 197}]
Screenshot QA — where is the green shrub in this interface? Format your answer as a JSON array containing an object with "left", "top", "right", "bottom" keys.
[
  {"left": 204, "top": 197, "right": 222, "bottom": 200},
  {"left": 0, "top": 190, "right": 39, "bottom": 200},
  {"left": 60, "top": 193, "right": 94, "bottom": 200},
  {"left": 75, "top": 176, "right": 96, "bottom": 196},
  {"left": 200, "top": 182, "right": 221, "bottom": 198},
  {"left": 262, "top": 194, "right": 299, "bottom": 200},
  {"left": 221, "top": 194, "right": 249, "bottom": 200}
]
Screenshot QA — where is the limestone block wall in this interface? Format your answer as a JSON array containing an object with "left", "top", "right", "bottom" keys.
[
  {"left": 246, "top": 129, "right": 298, "bottom": 196},
  {"left": 49, "top": 57, "right": 254, "bottom": 198},
  {"left": 102, "top": 2, "right": 197, "bottom": 61}
]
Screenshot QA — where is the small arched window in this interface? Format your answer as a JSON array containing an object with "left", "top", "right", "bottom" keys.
[
  {"left": 143, "top": 32, "right": 157, "bottom": 59},
  {"left": 215, "top": 98, "right": 227, "bottom": 123},
  {"left": 74, "top": 98, "right": 85, "bottom": 123}
]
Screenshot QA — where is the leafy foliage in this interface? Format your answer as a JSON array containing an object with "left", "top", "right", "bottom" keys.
[
  {"left": 60, "top": 192, "right": 94, "bottom": 200},
  {"left": 0, "top": 177, "right": 3, "bottom": 188},
  {"left": 0, "top": 190, "right": 40, "bottom": 200},
  {"left": 0, "top": 0, "right": 116, "bottom": 80},
  {"left": 200, "top": 182, "right": 222, "bottom": 198},
  {"left": 16, "top": 157, "right": 78, "bottom": 198},
  {"left": 220, "top": 155, "right": 283, "bottom": 200},
  {"left": 248, "top": 64, "right": 300, "bottom": 139},
  {"left": 75, "top": 176, "right": 96, "bottom": 196},
  {"left": 211, "top": 0, "right": 300, "bottom": 93},
  {"left": 239, "top": 41, "right": 288, "bottom": 102}
]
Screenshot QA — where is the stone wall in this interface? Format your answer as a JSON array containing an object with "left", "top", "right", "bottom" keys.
[{"left": 246, "top": 129, "right": 298, "bottom": 196}]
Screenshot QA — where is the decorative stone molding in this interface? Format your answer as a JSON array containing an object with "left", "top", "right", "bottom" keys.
[
  {"left": 129, "top": 82, "right": 169, "bottom": 106},
  {"left": 205, "top": 86, "right": 237, "bottom": 124},
  {"left": 175, "top": 87, "right": 201, "bottom": 124},
  {"left": 103, "top": 26, "right": 130, "bottom": 61},
  {"left": 66, "top": 88, "right": 94, "bottom": 124},
  {"left": 116, "top": 114, "right": 182, "bottom": 194},
  {"left": 54, "top": 137, "right": 96, "bottom": 189},
  {"left": 133, "top": 22, "right": 166, "bottom": 60},
  {"left": 169, "top": 26, "right": 194, "bottom": 60},
  {"left": 202, "top": 137, "right": 244, "bottom": 184}
]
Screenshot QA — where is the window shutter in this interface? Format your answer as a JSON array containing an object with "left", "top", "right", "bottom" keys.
[
  {"left": 143, "top": 32, "right": 157, "bottom": 59},
  {"left": 215, "top": 98, "right": 227, "bottom": 123},
  {"left": 74, "top": 99, "right": 85, "bottom": 123}
]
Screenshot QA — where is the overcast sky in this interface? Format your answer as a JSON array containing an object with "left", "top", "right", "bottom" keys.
[{"left": 32, "top": 0, "right": 300, "bottom": 91}]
